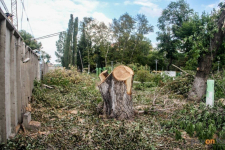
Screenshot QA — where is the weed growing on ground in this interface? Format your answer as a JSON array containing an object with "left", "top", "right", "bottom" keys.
[{"left": 1, "top": 68, "right": 224, "bottom": 149}]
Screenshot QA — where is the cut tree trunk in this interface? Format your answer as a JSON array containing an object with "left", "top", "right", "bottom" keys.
[
  {"left": 188, "top": 10, "right": 225, "bottom": 101},
  {"left": 98, "top": 65, "right": 134, "bottom": 120},
  {"left": 167, "top": 57, "right": 172, "bottom": 71}
]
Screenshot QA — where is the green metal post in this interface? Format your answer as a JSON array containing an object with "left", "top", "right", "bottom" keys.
[
  {"left": 206, "top": 80, "right": 214, "bottom": 107},
  {"left": 98, "top": 68, "right": 102, "bottom": 76},
  {"left": 96, "top": 68, "right": 99, "bottom": 76}
]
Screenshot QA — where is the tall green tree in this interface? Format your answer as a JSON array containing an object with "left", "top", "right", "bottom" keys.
[
  {"left": 63, "top": 14, "right": 74, "bottom": 68},
  {"left": 20, "top": 30, "right": 51, "bottom": 62},
  {"left": 157, "top": 0, "right": 193, "bottom": 70},
  {"left": 157, "top": 27, "right": 178, "bottom": 70},
  {"left": 158, "top": 0, "right": 193, "bottom": 31},
  {"left": 130, "top": 14, "right": 153, "bottom": 62},
  {"left": 111, "top": 13, "right": 136, "bottom": 63},
  {"left": 19, "top": 30, "right": 42, "bottom": 50},
  {"left": 55, "top": 32, "right": 66, "bottom": 64},
  {"left": 89, "top": 21, "right": 112, "bottom": 67},
  {"left": 111, "top": 13, "right": 153, "bottom": 64},
  {"left": 72, "top": 17, "right": 78, "bottom": 66},
  {"left": 185, "top": 5, "right": 225, "bottom": 101},
  {"left": 77, "top": 22, "right": 89, "bottom": 72}
]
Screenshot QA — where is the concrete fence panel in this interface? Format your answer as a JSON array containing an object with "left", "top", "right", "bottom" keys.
[{"left": 0, "top": 9, "right": 49, "bottom": 143}]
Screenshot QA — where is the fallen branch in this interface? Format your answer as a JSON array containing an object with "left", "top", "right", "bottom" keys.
[
  {"left": 148, "top": 107, "right": 175, "bottom": 112},
  {"left": 42, "top": 84, "right": 54, "bottom": 89},
  {"left": 172, "top": 64, "right": 195, "bottom": 77}
]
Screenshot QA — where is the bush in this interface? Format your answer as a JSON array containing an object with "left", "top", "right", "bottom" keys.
[
  {"left": 42, "top": 66, "right": 82, "bottom": 87},
  {"left": 136, "top": 70, "right": 163, "bottom": 86},
  {"left": 144, "top": 82, "right": 156, "bottom": 88},
  {"left": 212, "top": 72, "right": 225, "bottom": 99},
  {"left": 127, "top": 63, "right": 140, "bottom": 73},
  {"left": 167, "top": 103, "right": 224, "bottom": 145},
  {"left": 134, "top": 83, "right": 144, "bottom": 90},
  {"left": 151, "top": 74, "right": 163, "bottom": 85},
  {"left": 137, "top": 70, "right": 149, "bottom": 83},
  {"left": 165, "top": 75, "right": 194, "bottom": 97}
]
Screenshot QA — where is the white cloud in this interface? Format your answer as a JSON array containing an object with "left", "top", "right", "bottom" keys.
[
  {"left": 134, "top": 0, "right": 158, "bottom": 7},
  {"left": 206, "top": 4, "right": 217, "bottom": 8},
  {"left": 123, "top": 0, "right": 162, "bottom": 17},
  {"left": 124, "top": 1, "right": 132, "bottom": 5},
  {"left": 99, "top": 2, "right": 108, "bottom": 7},
  {"left": 203, "top": 0, "right": 223, "bottom": 10},
  {"left": 92, "top": 12, "right": 112, "bottom": 25},
  {"left": 133, "top": 0, "right": 162, "bottom": 17},
  {"left": 139, "top": 6, "right": 162, "bottom": 17},
  {"left": 3, "top": 0, "right": 112, "bottom": 63},
  {"left": 151, "top": 42, "right": 158, "bottom": 48}
]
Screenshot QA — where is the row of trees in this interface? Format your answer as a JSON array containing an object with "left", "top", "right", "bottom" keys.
[
  {"left": 55, "top": 13, "right": 155, "bottom": 71},
  {"left": 55, "top": 15, "right": 78, "bottom": 68},
  {"left": 157, "top": 0, "right": 225, "bottom": 72},
  {"left": 156, "top": 0, "right": 225, "bottom": 100},
  {"left": 56, "top": 1, "right": 225, "bottom": 73},
  {"left": 55, "top": 1, "right": 225, "bottom": 101}
]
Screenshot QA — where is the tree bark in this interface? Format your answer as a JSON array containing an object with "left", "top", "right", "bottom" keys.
[
  {"left": 188, "top": 10, "right": 225, "bottom": 101},
  {"left": 167, "top": 57, "right": 172, "bottom": 71},
  {"left": 78, "top": 50, "right": 83, "bottom": 72},
  {"left": 130, "top": 41, "right": 137, "bottom": 62},
  {"left": 105, "top": 44, "right": 109, "bottom": 67},
  {"left": 98, "top": 65, "right": 134, "bottom": 120}
]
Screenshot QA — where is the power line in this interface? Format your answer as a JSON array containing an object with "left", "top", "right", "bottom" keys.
[
  {"left": 31, "top": 31, "right": 66, "bottom": 40},
  {"left": 20, "top": 0, "right": 34, "bottom": 36},
  {"left": 0, "top": 0, "right": 9, "bottom": 13}
]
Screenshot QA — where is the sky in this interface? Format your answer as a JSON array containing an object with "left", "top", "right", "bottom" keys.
[{"left": 1, "top": 0, "right": 223, "bottom": 63}]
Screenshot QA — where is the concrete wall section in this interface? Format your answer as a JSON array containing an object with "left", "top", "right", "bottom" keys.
[
  {"left": 0, "top": 9, "right": 49, "bottom": 143},
  {"left": 0, "top": 19, "right": 7, "bottom": 144},
  {"left": 16, "top": 38, "right": 22, "bottom": 124},
  {"left": 10, "top": 30, "right": 18, "bottom": 134}
]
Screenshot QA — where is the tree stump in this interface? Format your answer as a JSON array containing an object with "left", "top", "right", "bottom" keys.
[{"left": 98, "top": 65, "right": 134, "bottom": 120}]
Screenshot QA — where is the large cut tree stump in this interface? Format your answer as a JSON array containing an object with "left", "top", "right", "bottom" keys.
[{"left": 98, "top": 65, "right": 134, "bottom": 120}]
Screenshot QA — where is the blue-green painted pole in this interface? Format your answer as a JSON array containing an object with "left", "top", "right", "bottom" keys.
[
  {"left": 96, "top": 68, "right": 99, "bottom": 76},
  {"left": 206, "top": 80, "right": 214, "bottom": 107},
  {"left": 98, "top": 68, "right": 102, "bottom": 76}
]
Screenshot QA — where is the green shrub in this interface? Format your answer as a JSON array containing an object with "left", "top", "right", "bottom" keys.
[
  {"left": 175, "top": 130, "right": 182, "bottom": 140},
  {"left": 212, "top": 72, "right": 225, "bottom": 99},
  {"left": 137, "top": 70, "right": 149, "bottom": 83},
  {"left": 136, "top": 70, "right": 163, "bottom": 86},
  {"left": 134, "top": 83, "right": 144, "bottom": 90},
  {"left": 151, "top": 74, "right": 163, "bottom": 85},
  {"left": 165, "top": 75, "right": 194, "bottom": 97},
  {"left": 164, "top": 102, "right": 225, "bottom": 149},
  {"left": 144, "top": 82, "right": 156, "bottom": 88},
  {"left": 127, "top": 63, "right": 140, "bottom": 73}
]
